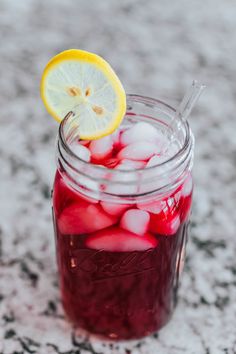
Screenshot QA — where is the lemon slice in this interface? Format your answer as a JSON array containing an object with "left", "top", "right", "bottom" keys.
[{"left": 40, "top": 49, "right": 126, "bottom": 140}]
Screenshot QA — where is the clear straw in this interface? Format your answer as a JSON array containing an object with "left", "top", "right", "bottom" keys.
[
  {"left": 175, "top": 80, "right": 206, "bottom": 122},
  {"left": 163, "top": 80, "right": 206, "bottom": 152}
]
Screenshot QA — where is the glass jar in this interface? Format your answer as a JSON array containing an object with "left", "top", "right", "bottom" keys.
[{"left": 52, "top": 94, "right": 194, "bottom": 340}]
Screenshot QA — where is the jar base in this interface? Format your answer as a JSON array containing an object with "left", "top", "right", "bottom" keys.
[{"left": 64, "top": 307, "right": 173, "bottom": 341}]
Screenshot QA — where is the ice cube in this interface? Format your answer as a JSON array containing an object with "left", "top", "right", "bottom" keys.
[
  {"left": 146, "top": 154, "right": 171, "bottom": 167},
  {"left": 85, "top": 226, "right": 158, "bottom": 251},
  {"left": 77, "top": 175, "right": 100, "bottom": 193},
  {"left": 120, "top": 209, "right": 150, "bottom": 235},
  {"left": 138, "top": 153, "right": 173, "bottom": 194},
  {"left": 58, "top": 202, "right": 117, "bottom": 235},
  {"left": 138, "top": 187, "right": 180, "bottom": 215},
  {"left": 149, "top": 212, "right": 180, "bottom": 236},
  {"left": 146, "top": 155, "right": 160, "bottom": 167},
  {"left": 70, "top": 143, "right": 91, "bottom": 162},
  {"left": 137, "top": 200, "right": 165, "bottom": 214},
  {"left": 105, "top": 183, "right": 137, "bottom": 195},
  {"left": 101, "top": 201, "right": 130, "bottom": 216},
  {"left": 62, "top": 174, "right": 99, "bottom": 204},
  {"left": 120, "top": 122, "right": 161, "bottom": 146},
  {"left": 115, "top": 159, "right": 146, "bottom": 170},
  {"left": 118, "top": 142, "right": 160, "bottom": 161},
  {"left": 89, "top": 136, "right": 113, "bottom": 160},
  {"left": 105, "top": 182, "right": 137, "bottom": 195},
  {"left": 105, "top": 170, "right": 138, "bottom": 195},
  {"left": 165, "top": 140, "right": 180, "bottom": 158}
]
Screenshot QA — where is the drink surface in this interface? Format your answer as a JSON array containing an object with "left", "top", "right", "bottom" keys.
[{"left": 53, "top": 122, "right": 193, "bottom": 339}]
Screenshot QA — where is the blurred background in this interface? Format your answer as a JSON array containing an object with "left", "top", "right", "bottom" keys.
[{"left": 0, "top": 0, "right": 236, "bottom": 353}]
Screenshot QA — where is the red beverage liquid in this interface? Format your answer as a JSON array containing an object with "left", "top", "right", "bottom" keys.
[{"left": 53, "top": 134, "right": 193, "bottom": 339}]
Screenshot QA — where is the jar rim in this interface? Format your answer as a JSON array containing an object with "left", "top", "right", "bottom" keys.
[
  {"left": 57, "top": 93, "right": 194, "bottom": 200},
  {"left": 59, "top": 93, "right": 191, "bottom": 173}
]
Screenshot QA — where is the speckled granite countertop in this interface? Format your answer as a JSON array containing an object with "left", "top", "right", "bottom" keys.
[{"left": 0, "top": 0, "right": 236, "bottom": 353}]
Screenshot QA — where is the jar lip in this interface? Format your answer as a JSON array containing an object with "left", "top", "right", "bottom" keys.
[
  {"left": 59, "top": 93, "right": 192, "bottom": 175},
  {"left": 127, "top": 93, "right": 177, "bottom": 112}
]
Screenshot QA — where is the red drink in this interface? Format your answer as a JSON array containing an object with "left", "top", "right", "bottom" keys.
[{"left": 53, "top": 95, "right": 194, "bottom": 339}]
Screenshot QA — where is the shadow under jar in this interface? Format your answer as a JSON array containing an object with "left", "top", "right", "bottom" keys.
[{"left": 52, "top": 94, "right": 194, "bottom": 340}]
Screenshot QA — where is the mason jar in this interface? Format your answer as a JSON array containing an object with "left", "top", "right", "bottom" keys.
[{"left": 52, "top": 94, "right": 194, "bottom": 340}]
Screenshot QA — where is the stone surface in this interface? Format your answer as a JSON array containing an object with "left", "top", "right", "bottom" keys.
[{"left": 0, "top": 0, "right": 236, "bottom": 353}]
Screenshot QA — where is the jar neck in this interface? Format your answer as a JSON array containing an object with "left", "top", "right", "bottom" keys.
[{"left": 56, "top": 94, "right": 194, "bottom": 203}]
